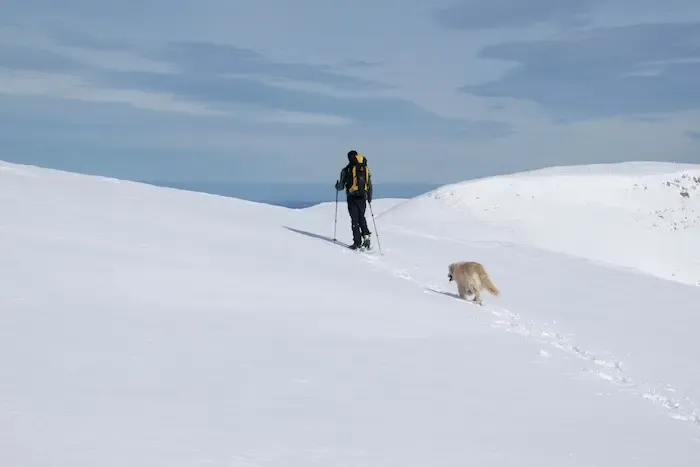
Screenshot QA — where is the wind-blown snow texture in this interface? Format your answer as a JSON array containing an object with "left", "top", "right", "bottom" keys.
[{"left": 1, "top": 160, "right": 699, "bottom": 467}]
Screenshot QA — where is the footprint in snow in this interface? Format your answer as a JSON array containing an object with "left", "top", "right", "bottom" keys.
[{"left": 393, "top": 269, "right": 413, "bottom": 280}]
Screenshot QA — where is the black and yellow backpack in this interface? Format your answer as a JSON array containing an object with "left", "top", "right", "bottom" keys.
[{"left": 347, "top": 154, "right": 370, "bottom": 196}]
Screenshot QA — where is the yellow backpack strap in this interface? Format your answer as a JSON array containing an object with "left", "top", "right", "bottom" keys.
[{"left": 349, "top": 165, "right": 357, "bottom": 192}]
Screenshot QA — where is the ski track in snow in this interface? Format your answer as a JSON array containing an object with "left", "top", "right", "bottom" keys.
[{"left": 334, "top": 229, "right": 700, "bottom": 429}]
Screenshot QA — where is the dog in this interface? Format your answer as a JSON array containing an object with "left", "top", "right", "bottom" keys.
[{"left": 447, "top": 261, "right": 500, "bottom": 306}]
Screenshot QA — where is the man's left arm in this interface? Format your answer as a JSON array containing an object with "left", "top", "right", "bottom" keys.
[{"left": 335, "top": 167, "right": 347, "bottom": 191}]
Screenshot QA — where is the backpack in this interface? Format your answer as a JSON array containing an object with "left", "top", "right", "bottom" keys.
[{"left": 347, "top": 154, "right": 369, "bottom": 196}]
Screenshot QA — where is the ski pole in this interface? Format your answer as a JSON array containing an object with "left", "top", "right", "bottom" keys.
[
  {"left": 333, "top": 183, "right": 339, "bottom": 242},
  {"left": 368, "top": 201, "right": 382, "bottom": 255}
]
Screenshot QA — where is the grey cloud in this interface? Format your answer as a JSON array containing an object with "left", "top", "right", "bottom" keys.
[
  {"left": 35, "top": 29, "right": 387, "bottom": 91},
  {"left": 3, "top": 0, "right": 158, "bottom": 22},
  {"left": 46, "top": 26, "right": 128, "bottom": 51},
  {"left": 434, "top": 0, "right": 601, "bottom": 30},
  {"left": 687, "top": 130, "right": 700, "bottom": 140},
  {"left": 42, "top": 28, "right": 389, "bottom": 90},
  {"left": 97, "top": 68, "right": 512, "bottom": 137},
  {"left": 145, "top": 41, "right": 390, "bottom": 91},
  {"left": 339, "top": 59, "right": 383, "bottom": 68},
  {"left": 0, "top": 45, "right": 85, "bottom": 72},
  {"left": 461, "top": 22, "right": 700, "bottom": 119}
]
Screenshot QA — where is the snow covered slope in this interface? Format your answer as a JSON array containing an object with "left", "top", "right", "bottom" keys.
[
  {"left": 2, "top": 160, "right": 700, "bottom": 467},
  {"left": 378, "top": 161, "right": 700, "bottom": 286}
]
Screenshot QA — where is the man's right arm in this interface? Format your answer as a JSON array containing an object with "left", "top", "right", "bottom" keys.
[{"left": 367, "top": 168, "right": 373, "bottom": 203}]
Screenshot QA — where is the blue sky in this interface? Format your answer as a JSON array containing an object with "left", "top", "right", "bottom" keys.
[{"left": 1, "top": 0, "right": 699, "bottom": 183}]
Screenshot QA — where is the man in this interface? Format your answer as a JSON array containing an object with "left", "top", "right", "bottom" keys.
[{"left": 335, "top": 150, "right": 373, "bottom": 250}]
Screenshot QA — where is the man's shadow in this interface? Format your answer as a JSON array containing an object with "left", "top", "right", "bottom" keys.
[
  {"left": 286, "top": 227, "right": 462, "bottom": 298},
  {"left": 283, "top": 226, "right": 350, "bottom": 248},
  {"left": 422, "top": 286, "right": 461, "bottom": 300}
]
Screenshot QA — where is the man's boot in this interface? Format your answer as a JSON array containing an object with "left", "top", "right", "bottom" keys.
[{"left": 361, "top": 234, "right": 371, "bottom": 249}]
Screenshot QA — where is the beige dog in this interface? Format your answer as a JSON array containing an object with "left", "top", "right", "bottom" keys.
[{"left": 447, "top": 261, "right": 500, "bottom": 305}]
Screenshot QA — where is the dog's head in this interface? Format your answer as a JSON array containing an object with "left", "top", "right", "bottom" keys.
[{"left": 447, "top": 263, "right": 454, "bottom": 281}]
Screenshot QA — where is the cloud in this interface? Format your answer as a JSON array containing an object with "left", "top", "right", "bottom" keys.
[
  {"left": 0, "top": 70, "right": 226, "bottom": 116},
  {"left": 257, "top": 110, "right": 351, "bottom": 126},
  {"left": 96, "top": 67, "right": 491, "bottom": 131},
  {"left": 147, "top": 41, "right": 389, "bottom": 92},
  {"left": 46, "top": 27, "right": 127, "bottom": 51},
  {"left": 0, "top": 45, "right": 83, "bottom": 72},
  {"left": 687, "top": 130, "right": 700, "bottom": 140},
  {"left": 434, "top": 0, "right": 601, "bottom": 31},
  {"left": 461, "top": 22, "right": 700, "bottom": 120},
  {"left": 39, "top": 27, "right": 394, "bottom": 96}
]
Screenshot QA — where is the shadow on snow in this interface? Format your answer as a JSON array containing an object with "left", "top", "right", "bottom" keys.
[
  {"left": 283, "top": 226, "right": 350, "bottom": 248},
  {"left": 422, "top": 286, "right": 461, "bottom": 300}
]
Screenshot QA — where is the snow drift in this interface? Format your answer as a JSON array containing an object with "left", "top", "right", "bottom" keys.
[
  {"left": 378, "top": 161, "right": 700, "bottom": 286},
  {"left": 2, "top": 159, "right": 700, "bottom": 467}
]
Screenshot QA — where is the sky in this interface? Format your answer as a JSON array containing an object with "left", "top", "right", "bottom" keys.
[{"left": 1, "top": 0, "right": 700, "bottom": 183}]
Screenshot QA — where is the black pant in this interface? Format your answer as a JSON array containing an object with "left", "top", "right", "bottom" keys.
[{"left": 347, "top": 195, "right": 370, "bottom": 246}]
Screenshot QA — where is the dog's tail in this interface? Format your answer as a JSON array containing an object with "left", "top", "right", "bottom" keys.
[{"left": 478, "top": 267, "right": 500, "bottom": 296}]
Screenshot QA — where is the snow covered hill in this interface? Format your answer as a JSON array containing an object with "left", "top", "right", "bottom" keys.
[
  {"left": 2, "top": 160, "right": 700, "bottom": 467},
  {"left": 378, "top": 161, "right": 700, "bottom": 286}
]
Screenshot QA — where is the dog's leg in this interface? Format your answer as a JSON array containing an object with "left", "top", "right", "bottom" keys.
[
  {"left": 457, "top": 281, "right": 467, "bottom": 299},
  {"left": 465, "top": 285, "right": 474, "bottom": 299},
  {"left": 473, "top": 289, "right": 483, "bottom": 306}
]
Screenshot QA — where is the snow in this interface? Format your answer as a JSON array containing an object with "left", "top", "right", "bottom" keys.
[{"left": 1, "top": 159, "right": 700, "bottom": 466}]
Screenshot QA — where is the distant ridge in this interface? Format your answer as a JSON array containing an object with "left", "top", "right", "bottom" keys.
[{"left": 142, "top": 181, "right": 445, "bottom": 208}]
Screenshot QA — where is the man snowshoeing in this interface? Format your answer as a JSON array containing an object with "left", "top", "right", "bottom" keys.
[{"left": 335, "top": 150, "right": 373, "bottom": 250}]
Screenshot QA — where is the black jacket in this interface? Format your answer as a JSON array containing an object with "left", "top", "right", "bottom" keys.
[{"left": 335, "top": 154, "right": 373, "bottom": 201}]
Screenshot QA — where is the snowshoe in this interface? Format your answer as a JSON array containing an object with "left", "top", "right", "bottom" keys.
[{"left": 361, "top": 234, "right": 371, "bottom": 249}]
